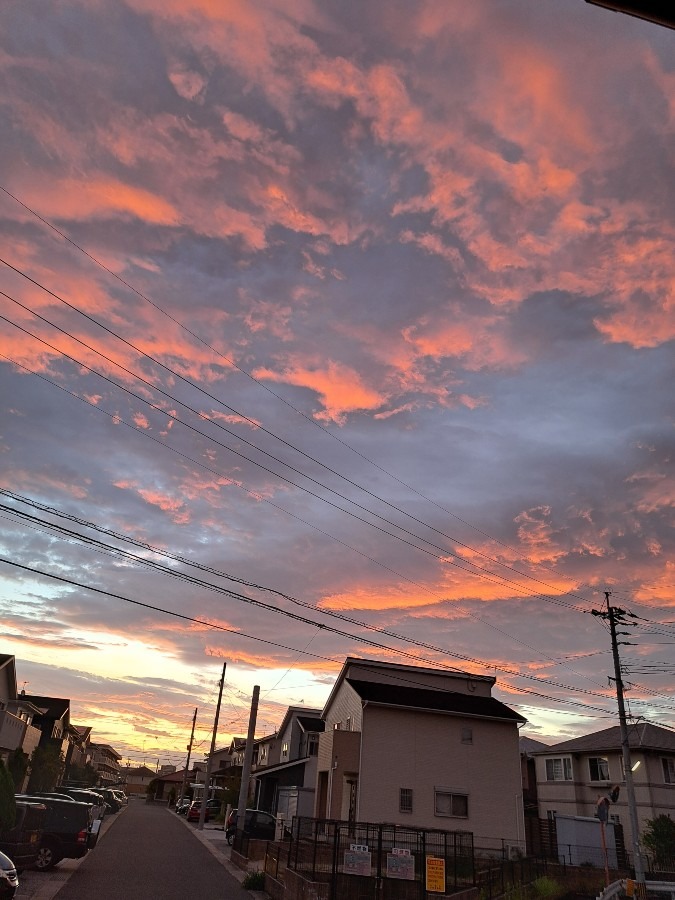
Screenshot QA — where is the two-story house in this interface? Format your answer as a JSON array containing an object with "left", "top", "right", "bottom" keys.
[
  {"left": 254, "top": 707, "right": 324, "bottom": 820},
  {"left": 534, "top": 721, "right": 675, "bottom": 854},
  {"left": 315, "top": 657, "right": 527, "bottom": 852},
  {"left": 0, "top": 656, "right": 40, "bottom": 767}
]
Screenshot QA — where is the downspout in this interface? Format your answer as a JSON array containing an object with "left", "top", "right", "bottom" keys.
[{"left": 357, "top": 700, "right": 367, "bottom": 822}]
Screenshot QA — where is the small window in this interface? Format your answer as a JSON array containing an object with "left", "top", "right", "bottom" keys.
[
  {"left": 435, "top": 790, "right": 468, "bottom": 818},
  {"left": 461, "top": 728, "right": 473, "bottom": 744},
  {"left": 400, "top": 788, "right": 413, "bottom": 813},
  {"left": 333, "top": 721, "right": 342, "bottom": 731},
  {"left": 345, "top": 717, "right": 352, "bottom": 731},
  {"left": 589, "top": 757, "right": 610, "bottom": 782},
  {"left": 282, "top": 742, "right": 289, "bottom": 756},
  {"left": 546, "top": 757, "right": 572, "bottom": 781},
  {"left": 307, "top": 734, "right": 319, "bottom": 756},
  {"left": 547, "top": 810, "right": 557, "bottom": 822},
  {"left": 662, "top": 758, "right": 675, "bottom": 784}
]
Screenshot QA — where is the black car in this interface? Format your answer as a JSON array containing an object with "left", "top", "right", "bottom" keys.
[
  {"left": 225, "top": 809, "right": 276, "bottom": 845},
  {"left": 0, "top": 801, "right": 46, "bottom": 872},
  {"left": 16, "top": 796, "right": 96, "bottom": 870},
  {"left": 0, "top": 850, "right": 18, "bottom": 899}
]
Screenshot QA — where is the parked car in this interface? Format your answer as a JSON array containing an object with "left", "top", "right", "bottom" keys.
[
  {"left": 0, "top": 801, "right": 46, "bottom": 872},
  {"left": 58, "top": 789, "right": 106, "bottom": 821},
  {"left": 0, "top": 850, "right": 19, "bottom": 899},
  {"left": 111, "top": 790, "right": 127, "bottom": 805},
  {"left": 16, "top": 796, "right": 97, "bottom": 870},
  {"left": 175, "top": 799, "right": 191, "bottom": 816},
  {"left": 98, "top": 790, "right": 121, "bottom": 813},
  {"left": 225, "top": 809, "right": 276, "bottom": 845}
]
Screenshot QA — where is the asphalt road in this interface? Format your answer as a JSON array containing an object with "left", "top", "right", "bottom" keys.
[{"left": 30, "top": 801, "right": 252, "bottom": 900}]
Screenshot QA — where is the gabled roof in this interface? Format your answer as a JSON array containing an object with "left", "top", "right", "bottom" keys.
[
  {"left": 520, "top": 736, "right": 549, "bottom": 756},
  {"left": 276, "top": 706, "right": 322, "bottom": 739},
  {"left": 346, "top": 679, "right": 526, "bottom": 724},
  {"left": 297, "top": 716, "right": 325, "bottom": 733},
  {"left": 23, "top": 695, "right": 70, "bottom": 722},
  {"left": 0, "top": 656, "right": 17, "bottom": 702},
  {"left": 125, "top": 765, "right": 156, "bottom": 777},
  {"left": 322, "top": 656, "right": 496, "bottom": 718},
  {"left": 534, "top": 722, "right": 675, "bottom": 755}
]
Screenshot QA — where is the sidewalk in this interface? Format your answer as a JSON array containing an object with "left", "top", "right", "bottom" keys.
[
  {"left": 15, "top": 807, "right": 125, "bottom": 900},
  {"left": 174, "top": 813, "right": 247, "bottom": 884}
]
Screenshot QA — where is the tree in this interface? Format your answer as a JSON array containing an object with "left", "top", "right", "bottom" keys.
[
  {"left": 0, "top": 760, "right": 16, "bottom": 832},
  {"left": 66, "top": 762, "right": 99, "bottom": 787},
  {"left": 7, "top": 748, "right": 29, "bottom": 791},
  {"left": 28, "top": 743, "right": 65, "bottom": 792},
  {"left": 642, "top": 814, "right": 675, "bottom": 869}
]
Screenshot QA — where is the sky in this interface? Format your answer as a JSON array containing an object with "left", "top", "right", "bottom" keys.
[{"left": 1, "top": 0, "right": 674, "bottom": 771}]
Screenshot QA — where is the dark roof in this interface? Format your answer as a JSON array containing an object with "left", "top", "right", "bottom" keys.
[
  {"left": 535, "top": 722, "right": 675, "bottom": 755},
  {"left": 346, "top": 679, "right": 526, "bottom": 723},
  {"left": 520, "top": 736, "right": 549, "bottom": 756},
  {"left": 297, "top": 716, "right": 325, "bottom": 733},
  {"left": 23, "top": 695, "right": 70, "bottom": 721},
  {"left": 255, "top": 756, "right": 312, "bottom": 779}
]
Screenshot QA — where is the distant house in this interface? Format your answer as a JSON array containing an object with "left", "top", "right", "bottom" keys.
[
  {"left": 124, "top": 764, "right": 158, "bottom": 797},
  {"left": 315, "top": 657, "right": 527, "bottom": 852},
  {"left": 254, "top": 707, "right": 324, "bottom": 820},
  {"left": 534, "top": 722, "right": 675, "bottom": 852},
  {"left": 90, "top": 743, "right": 122, "bottom": 785}
]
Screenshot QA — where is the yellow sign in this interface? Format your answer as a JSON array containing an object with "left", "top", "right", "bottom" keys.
[
  {"left": 425, "top": 856, "right": 446, "bottom": 893},
  {"left": 626, "top": 880, "right": 635, "bottom": 897}
]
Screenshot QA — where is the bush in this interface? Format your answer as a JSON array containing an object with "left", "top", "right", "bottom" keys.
[
  {"left": 242, "top": 870, "right": 266, "bottom": 890},
  {"left": 531, "top": 876, "right": 563, "bottom": 900}
]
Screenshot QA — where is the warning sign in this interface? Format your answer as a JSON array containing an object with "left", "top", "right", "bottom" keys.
[
  {"left": 425, "top": 856, "right": 446, "bottom": 893},
  {"left": 344, "top": 848, "right": 372, "bottom": 876},
  {"left": 387, "top": 851, "right": 414, "bottom": 880}
]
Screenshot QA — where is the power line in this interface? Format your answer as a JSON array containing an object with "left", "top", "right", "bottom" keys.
[
  {"left": 0, "top": 257, "right": 594, "bottom": 609},
  {"left": 4, "top": 501, "right": 675, "bottom": 716},
  {"left": 0, "top": 182, "right": 586, "bottom": 577}
]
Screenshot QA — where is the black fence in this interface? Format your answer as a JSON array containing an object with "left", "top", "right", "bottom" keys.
[{"left": 285, "top": 816, "right": 475, "bottom": 900}]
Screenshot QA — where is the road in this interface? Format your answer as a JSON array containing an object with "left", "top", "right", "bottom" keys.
[{"left": 16, "top": 801, "right": 253, "bottom": 900}]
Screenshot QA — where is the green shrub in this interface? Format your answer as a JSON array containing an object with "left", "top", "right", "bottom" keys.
[
  {"left": 242, "top": 870, "right": 266, "bottom": 890},
  {"left": 531, "top": 876, "right": 563, "bottom": 900}
]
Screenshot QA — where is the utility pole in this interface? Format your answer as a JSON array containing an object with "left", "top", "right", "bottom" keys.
[
  {"left": 235, "top": 685, "right": 260, "bottom": 839},
  {"left": 198, "top": 662, "right": 226, "bottom": 831},
  {"left": 178, "top": 707, "right": 197, "bottom": 808},
  {"left": 592, "top": 591, "right": 645, "bottom": 895}
]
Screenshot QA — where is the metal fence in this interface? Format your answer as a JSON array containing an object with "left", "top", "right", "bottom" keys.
[{"left": 285, "top": 816, "right": 475, "bottom": 900}]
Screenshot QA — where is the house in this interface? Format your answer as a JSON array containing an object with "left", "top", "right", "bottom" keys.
[
  {"left": 124, "top": 764, "right": 158, "bottom": 797},
  {"left": 254, "top": 707, "right": 324, "bottom": 820},
  {"left": 90, "top": 743, "right": 122, "bottom": 785},
  {"left": 315, "top": 657, "right": 527, "bottom": 852},
  {"left": 534, "top": 721, "right": 675, "bottom": 853},
  {"left": 520, "top": 736, "right": 549, "bottom": 817},
  {"left": 0, "top": 658, "right": 42, "bottom": 779}
]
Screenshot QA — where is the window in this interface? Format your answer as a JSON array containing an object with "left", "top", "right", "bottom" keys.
[
  {"left": 589, "top": 757, "right": 610, "bottom": 782},
  {"left": 307, "top": 734, "right": 319, "bottom": 756},
  {"left": 461, "top": 728, "right": 473, "bottom": 744},
  {"left": 662, "top": 758, "right": 675, "bottom": 784},
  {"left": 545, "top": 757, "right": 572, "bottom": 781},
  {"left": 282, "top": 741, "right": 289, "bottom": 756},
  {"left": 434, "top": 790, "right": 468, "bottom": 818},
  {"left": 400, "top": 788, "right": 413, "bottom": 813},
  {"left": 345, "top": 716, "right": 352, "bottom": 731}
]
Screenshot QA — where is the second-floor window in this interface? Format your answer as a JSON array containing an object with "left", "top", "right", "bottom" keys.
[
  {"left": 662, "top": 758, "right": 675, "bottom": 784},
  {"left": 589, "top": 757, "right": 610, "bottom": 782},
  {"left": 399, "top": 788, "right": 413, "bottom": 813},
  {"left": 545, "top": 757, "right": 572, "bottom": 781},
  {"left": 307, "top": 734, "right": 319, "bottom": 756},
  {"left": 282, "top": 742, "right": 289, "bottom": 756}
]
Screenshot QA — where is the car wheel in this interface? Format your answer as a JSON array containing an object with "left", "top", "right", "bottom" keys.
[
  {"left": 35, "top": 842, "right": 59, "bottom": 871},
  {"left": 227, "top": 832, "right": 233, "bottom": 846}
]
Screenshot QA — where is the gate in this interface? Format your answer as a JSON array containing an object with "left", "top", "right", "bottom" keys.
[{"left": 287, "top": 816, "right": 475, "bottom": 900}]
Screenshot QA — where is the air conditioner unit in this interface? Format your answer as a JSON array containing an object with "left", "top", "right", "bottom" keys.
[{"left": 504, "top": 843, "right": 523, "bottom": 861}]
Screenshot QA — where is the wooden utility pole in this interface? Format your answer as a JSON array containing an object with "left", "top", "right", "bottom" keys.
[
  {"left": 198, "top": 662, "right": 226, "bottom": 831},
  {"left": 592, "top": 592, "right": 645, "bottom": 895},
  {"left": 178, "top": 707, "right": 197, "bottom": 808},
  {"left": 234, "top": 685, "right": 260, "bottom": 839}
]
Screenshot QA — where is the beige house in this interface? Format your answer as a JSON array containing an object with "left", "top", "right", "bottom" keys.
[
  {"left": 534, "top": 721, "right": 675, "bottom": 854},
  {"left": 90, "top": 742, "right": 122, "bottom": 785},
  {"left": 315, "top": 657, "right": 527, "bottom": 852}
]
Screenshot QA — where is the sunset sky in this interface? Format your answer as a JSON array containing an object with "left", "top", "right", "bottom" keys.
[{"left": 1, "top": 0, "right": 674, "bottom": 770}]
